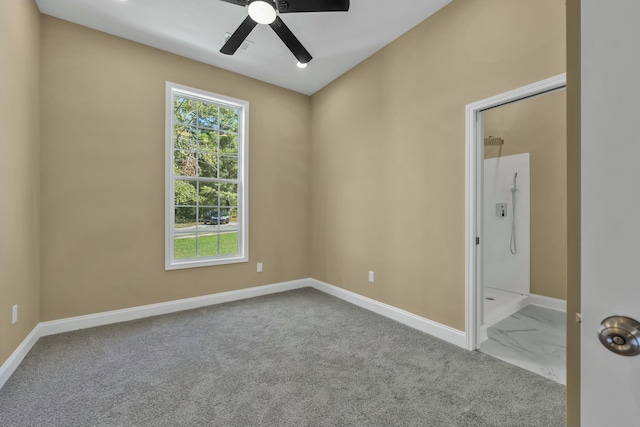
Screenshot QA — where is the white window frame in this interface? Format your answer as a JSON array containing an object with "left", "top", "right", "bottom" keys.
[{"left": 165, "top": 82, "right": 249, "bottom": 270}]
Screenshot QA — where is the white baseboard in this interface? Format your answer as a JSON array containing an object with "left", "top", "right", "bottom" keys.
[
  {"left": 529, "top": 294, "right": 567, "bottom": 312},
  {"left": 2, "top": 277, "right": 470, "bottom": 391},
  {"left": 0, "top": 279, "right": 309, "bottom": 390},
  {"left": 0, "top": 326, "right": 41, "bottom": 390},
  {"left": 309, "top": 279, "right": 466, "bottom": 349},
  {"left": 38, "top": 279, "right": 309, "bottom": 337}
]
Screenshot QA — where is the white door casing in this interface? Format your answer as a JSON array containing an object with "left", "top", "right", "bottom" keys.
[
  {"left": 581, "top": 1, "right": 640, "bottom": 425},
  {"left": 465, "top": 74, "right": 566, "bottom": 351}
]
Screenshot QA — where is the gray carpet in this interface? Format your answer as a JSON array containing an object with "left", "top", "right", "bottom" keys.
[{"left": 0, "top": 288, "right": 565, "bottom": 426}]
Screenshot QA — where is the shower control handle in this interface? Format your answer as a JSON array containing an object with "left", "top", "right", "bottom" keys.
[
  {"left": 496, "top": 203, "right": 507, "bottom": 218},
  {"left": 598, "top": 316, "right": 640, "bottom": 356}
]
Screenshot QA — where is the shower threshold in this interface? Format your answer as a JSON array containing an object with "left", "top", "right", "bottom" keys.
[{"left": 480, "top": 287, "right": 529, "bottom": 342}]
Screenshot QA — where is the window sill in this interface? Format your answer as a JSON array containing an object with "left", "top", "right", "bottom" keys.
[{"left": 165, "top": 255, "right": 248, "bottom": 271}]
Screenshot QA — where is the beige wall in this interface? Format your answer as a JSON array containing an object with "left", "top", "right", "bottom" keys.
[
  {"left": 0, "top": 0, "right": 41, "bottom": 365},
  {"left": 310, "top": 0, "right": 565, "bottom": 331},
  {"left": 484, "top": 90, "right": 567, "bottom": 300},
  {"left": 40, "top": 17, "right": 311, "bottom": 321}
]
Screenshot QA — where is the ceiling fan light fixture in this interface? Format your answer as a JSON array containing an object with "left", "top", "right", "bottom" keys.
[
  {"left": 248, "top": 1, "right": 276, "bottom": 25},
  {"left": 296, "top": 61, "right": 308, "bottom": 69}
]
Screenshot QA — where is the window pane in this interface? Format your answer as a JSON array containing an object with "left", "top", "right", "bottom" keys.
[
  {"left": 219, "top": 183, "right": 238, "bottom": 207},
  {"left": 174, "top": 206, "right": 197, "bottom": 228},
  {"left": 198, "top": 182, "right": 219, "bottom": 206},
  {"left": 198, "top": 152, "right": 218, "bottom": 178},
  {"left": 174, "top": 124, "right": 199, "bottom": 145},
  {"left": 219, "top": 231, "right": 239, "bottom": 255},
  {"left": 220, "top": 156, "right": 238, "bottom": 180},
  {"left": 174, "top": 235, "right": 197, "bottom": 259},
  {"left": 175, "top": 180, "right": 198, "bottom": 206},
  {"left": 220, "top": 107, "right": 239, "bottom": 133},
  {"left": 219, "top": 132, "right": 238, "bottom": 154},
  {"left": 174, "top": 97, "right": 197, "bottom": 125},
  {"left": 174, "top": 150, "right": 198, "bottom": 177},
  {"left": 198, "top": 103, "right": 219, "bottom": 129},
  {"left": 198, "top": 130, "right": 219, "bottom": 155},
  {"left": 175, "top": 136, "right": 198, "bottom": 151},
  {"left": 196, "top": 234, "right": 219, "bottom": 257},
  {"left": 198, "top": 207, "right": 208, "bottom": 226},
  {"left": 174, "top": 206, "right": 197, "bottom": 259},
  {"left": 228, "top": 207, "right": 239, "bottom": 222}
]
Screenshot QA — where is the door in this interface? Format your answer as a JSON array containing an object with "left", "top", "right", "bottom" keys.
[{"left": 581, "top": 1, "right": 640, "bottom": 425}]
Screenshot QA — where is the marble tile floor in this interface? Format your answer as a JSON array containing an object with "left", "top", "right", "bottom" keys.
[{"left": 480, "top": 304, "right": 566, "bottom": 385}]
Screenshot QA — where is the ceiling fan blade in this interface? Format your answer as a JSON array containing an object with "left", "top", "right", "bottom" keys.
[
  {"left": 277, "top": 0, "right": 349, "bottom": 13},
  {"left": 220, "top": 16, "right": 258, "bottom": 55},
  {"left": 218, "top": 0, "right": 248, "bottom": 7},
  {"left": 269, "top": 16, "right": 312, "bottom": 63}
]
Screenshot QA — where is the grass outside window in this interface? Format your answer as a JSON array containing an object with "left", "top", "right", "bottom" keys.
[{"left": 174, "top": 232, "right": 239, "bottom": 259}]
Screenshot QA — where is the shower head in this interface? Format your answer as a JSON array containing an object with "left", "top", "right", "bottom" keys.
[
  {"left": 511, "top": 172, "right": 518, "bottom": 192},
  {"left": 484, "top": 136, "right": 504, "bottom": 146}
]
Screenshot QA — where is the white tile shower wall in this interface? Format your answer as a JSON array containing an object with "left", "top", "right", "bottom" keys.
[{"left": 483, "top": 153, "right": 530, "bottom": 295}]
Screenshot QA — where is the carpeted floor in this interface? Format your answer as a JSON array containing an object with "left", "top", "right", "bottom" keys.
[{"left": 0, "top": 288, "right": 565, "bottom": 426}]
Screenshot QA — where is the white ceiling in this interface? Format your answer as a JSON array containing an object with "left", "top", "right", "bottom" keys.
[{"left": 35, "top": 0, "right": 451, "bottom": 95}]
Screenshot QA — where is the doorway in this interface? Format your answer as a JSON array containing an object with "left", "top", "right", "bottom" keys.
[{"left": 465, "top": 74, "right": 567, "bottom": 380}]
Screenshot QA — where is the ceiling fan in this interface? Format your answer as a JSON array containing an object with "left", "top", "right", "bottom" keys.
[{"left": 219, "top": 0, "right": 350, "bottom": 66}]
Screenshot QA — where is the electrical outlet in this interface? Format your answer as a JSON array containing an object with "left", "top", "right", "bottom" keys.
[
  {"left": 257, "top": 262, "right": 263, "bottom": 273},
  {"left": 12, "top": 305, "right": 18, "bottom": 324},
  {"left": 368, "top": 271, "right": 375, "bottom": 283}
]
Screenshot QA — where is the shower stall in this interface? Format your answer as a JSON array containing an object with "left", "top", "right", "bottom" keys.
[{"left": 482, "top": 152, "right": 530, "bottom": 334}]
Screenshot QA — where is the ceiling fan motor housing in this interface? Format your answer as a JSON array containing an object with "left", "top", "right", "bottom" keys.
[
  {"left": 248, "top": 0, "right": 277, "bottom": 24},
  {"left": 219, "top": 0, "right": 350, "bottom": 63}
]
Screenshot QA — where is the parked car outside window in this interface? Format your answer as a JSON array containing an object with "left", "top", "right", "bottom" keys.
[{"left": 204, "top": 210, "right": 230, "bottom": 225}]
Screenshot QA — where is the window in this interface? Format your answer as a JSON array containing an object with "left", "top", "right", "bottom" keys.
[{"left": 165, "top": 82, "right": 248, "bottom": 270}]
